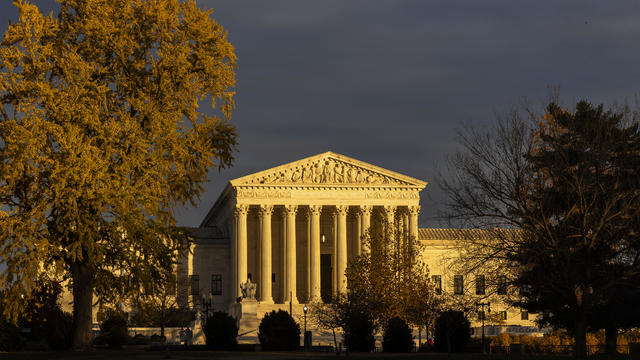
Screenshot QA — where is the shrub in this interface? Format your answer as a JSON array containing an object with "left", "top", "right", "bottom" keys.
[
  {"left": 434, "top": 310, "right": 471, "bottom": 353},
  {"left": 258, "top": 310, "right": 300, "bottom": 351},
  {"left": 17, "top": 276, "right": 72, "bottom": 350},
  {"left": 382, "top": 317, "right": 413, "bottom": 353},
  {"left": 343, "top": 308, "right": 375, "bottom": 352},
  {"left": 131, "top": 333, "right": 149, "bottom": 345},
  {"left": 203, "top": 311, "right": 238, "bottom": 350},
  {"left": 0, "top": 319, "right": 24, "bottom": 352},
  {"left": 46, "top": 310, "right": 73, "bottom": 350},
  {"left": 100, "top": 311, "right": 128, "bottom": 348},
  {"left": 150, "top": 333, "right": 165, "bottom": 343},
  {"left": 93, "top": 335, "right": 107, "bottom": 346}
]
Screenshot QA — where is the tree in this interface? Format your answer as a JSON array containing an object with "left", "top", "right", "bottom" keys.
[
  {"left": 346, "top": 218, "right": 441, "bottom": 334},
  {"left": 308, "top": 295, "right": 346, "bottom": 353},
  {"left": 309, "top": 293, "right": 375, "bottom": 353},
  {"left": 0, "top": 0, "right": 237, "bottom": 350},
  {"left": 20, "top": 274, "right": 73, "bottom": 350},
  {"left": 100, "top": 310, "right": 128, "bottom": 349},
  {"left": 433, "top": 310, "right": 471, "bottom": 353},
  {"left": 441, "top": 101, "right": 640, "bottom": 359},
  {"left": 203, "top": 311, "right": 238, "bottom": 350},
  {"left": 130, "top": 273, "right": 189, "bottom": 342},
  {"left": 382, "top": 317, "right": 413, "bottom": 353},
  {"left": 590, "top": 284, "right": 640, "bottom": 354},
  {"left": 258, "top": 310, "right": 301, "bottom": 351}
]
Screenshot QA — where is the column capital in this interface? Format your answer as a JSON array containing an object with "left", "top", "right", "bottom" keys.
[
  {"left": 283, "top": 204, "right": 298, "bottom": 215},
  {"left": 408, "top": 205, "right": 421, "bottom": 216},
  {"left": 334, "top": 205, "right": 349, "bottom": 216},
  {"left": 359, "top": 205, "right": 373, "bottom": 216},
  {"left": 259, "top": 204, "right": 274, "bottom": 216},
  {"left": 233, "top": 204, "right": 249, "bottom": 217},
  {"left": 308, "top": 205, "right": 322, "bottom": 216},
  {"left": 383, "top": 205, "right": 396, "bottom": 214}
]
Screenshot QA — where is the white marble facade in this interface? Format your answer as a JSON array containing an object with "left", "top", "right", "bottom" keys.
[
  {"left": 178, "top": 151, "right": 541, "bottom": 337},
  {"left": 178, "top": 152, "right": 424, "bottom": 311}
]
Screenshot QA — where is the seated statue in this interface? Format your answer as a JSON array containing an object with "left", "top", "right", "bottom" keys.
[{"left": 240, "top": 278, "right": 256, "bottom": 301}]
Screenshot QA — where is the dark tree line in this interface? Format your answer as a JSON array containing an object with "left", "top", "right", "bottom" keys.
[{"left": 441, "top": 100, "right": 640, "bottom": 359}]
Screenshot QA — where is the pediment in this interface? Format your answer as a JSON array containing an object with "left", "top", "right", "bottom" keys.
[{"left": 230, "top": 152, "right": 427, "bottom": 188}]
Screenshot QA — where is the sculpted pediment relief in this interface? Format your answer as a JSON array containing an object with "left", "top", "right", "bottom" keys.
[{"left": 231, "top": 152, "right": 427, "bottom": 187}]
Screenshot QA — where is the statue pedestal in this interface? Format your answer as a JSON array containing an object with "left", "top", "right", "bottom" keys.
[{"left": 229, "top": 299, "right": 259, "bottom": 341}]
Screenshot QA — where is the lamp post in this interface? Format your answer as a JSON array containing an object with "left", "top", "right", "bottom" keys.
[
  {"left": 202, "top": 293, "right": 212, "bottom": 325},
  {"left": 303, "top": 305, "right": 308, "bottom": 334},
  {"left": 475, "top": 302, "right": 491, "bottom": 355},
  {"left": 303, "top": 305, "right": 309, "bottom": 351}
]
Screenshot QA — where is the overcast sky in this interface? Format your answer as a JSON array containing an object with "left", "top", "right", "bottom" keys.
[{"left": 2, "top": 1, "right": 640, "bottom": 228}]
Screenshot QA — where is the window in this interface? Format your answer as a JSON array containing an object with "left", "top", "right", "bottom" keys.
[
  {"left": 454, "top": 275, "right": 464, "bottom": 295},
  {"left": 497, "top": 276, "right": 507, "bottom": 295},
  {"left": 432, "top": 275, "right": 442, "bottom": 295},
  {"left": 475, "top": 275, "right": 485, "bottom": 295},
  {"left": 521, "top": 311, "right": 529, "bottom": 320},
  {"left": 190, "top": 274, "right": 200, "bottom": 296},
  {"left": 499, "top": 311, "right": 507, "bottom": 320},
  {"left": 272, "top": 273, "right": 276, "bottom": 283},
  {"left": 211, "top": 274, "right": 222, "bottom": 296}
]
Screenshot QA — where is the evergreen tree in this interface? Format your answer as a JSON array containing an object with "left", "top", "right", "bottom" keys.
[{"left": 441, "top": 100, "right": 640, "bottom": 359}]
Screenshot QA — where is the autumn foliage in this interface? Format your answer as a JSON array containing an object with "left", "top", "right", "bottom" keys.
[{"left": 0, "top": 0, "right": 237, "bottom": 349}]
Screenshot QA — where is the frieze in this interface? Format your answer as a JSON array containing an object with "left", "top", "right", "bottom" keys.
[
  {"left": 366, "top": 191, "right": 419, "bottom": 200},
  {"left": 237, "top": 189, "right": 291, "bottom": 199},
  {"left": 245, "top": 158, "right": 412, "bottom": 186}
]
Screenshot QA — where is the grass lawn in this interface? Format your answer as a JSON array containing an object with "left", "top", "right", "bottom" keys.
[{"left": 0, "top": 350, "right": 637, "bottom": 360}]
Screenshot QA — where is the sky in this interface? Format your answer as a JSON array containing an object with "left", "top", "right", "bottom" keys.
[{"left": 2, "top": 1, "right": 640, "bottom": 228}]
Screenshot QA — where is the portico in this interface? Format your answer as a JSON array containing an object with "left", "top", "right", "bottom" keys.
[
  {"left": 175, "top": 151, "right": 543, "bottom": 344},
  {"left": 201, "top": 152, "right": 426, "bottom": 308}
]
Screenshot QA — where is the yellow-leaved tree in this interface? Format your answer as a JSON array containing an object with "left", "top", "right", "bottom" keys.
[
  {"left": 0, "top": 0, "right": 237, "bottom": 349},
  {"left": 346, "top": 218, "right": 441, "bottom": 340}
]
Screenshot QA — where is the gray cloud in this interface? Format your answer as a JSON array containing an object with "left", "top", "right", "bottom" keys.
[{"left": 2, "top": 0, "right": 639, "bottom": 227}]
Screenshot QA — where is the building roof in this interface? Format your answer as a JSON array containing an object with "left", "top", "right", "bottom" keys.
[{"left": 418, "top": 228, "right": 519, "bottom": 241}]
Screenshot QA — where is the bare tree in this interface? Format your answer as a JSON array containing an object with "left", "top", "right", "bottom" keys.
[{"left": 440, "top": 100, "right": 640, "bottom": 359}]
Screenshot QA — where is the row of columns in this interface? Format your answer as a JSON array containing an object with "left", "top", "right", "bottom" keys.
[{"left": 232, "top": 204, "right": 420, "bottom": 304}]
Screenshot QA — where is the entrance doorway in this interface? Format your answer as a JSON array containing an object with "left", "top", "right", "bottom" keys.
[{"left": 320, "top": 254, "right": 332, "bottom": 302}]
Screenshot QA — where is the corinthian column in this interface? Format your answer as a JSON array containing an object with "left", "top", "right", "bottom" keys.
[
  {"left": 354, "top": 209, "right": 362, "bottom": 256},
  {"left": 308, "top": 205, "right": 322, "bottom": 302},
  {"left": 259, "top": 205, "right": 274, "bottom": 304},
  {"left": 359, "top": 205, "right": 372, "bottom": 254},
  {"left": 383, "top": 205, "right": 396, "bottom": 231},
  {"left": 408, "top": 205, "right": 420, "bottom": 240},
  {"left": 335, "top": 205, "right": 348, "bottom": 294},
  {"left": 283, "top": 205, "right": 299, "bottom": 303},
  {"left": 234, "top": 204, "right": 249, "bottom": 299}
]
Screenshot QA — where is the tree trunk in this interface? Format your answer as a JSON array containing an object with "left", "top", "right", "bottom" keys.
[
  {"left": 605, "top": 324, "right": 618, "bottom": 355},
  {"left": 71, "top": 261, "right": 95, "bottom": 351},
  {"left": 160, "top": 304, "right": 166, "bottom": 343},
  {"left": 573, "top": 312, "right": 587, "bottom": 360}
]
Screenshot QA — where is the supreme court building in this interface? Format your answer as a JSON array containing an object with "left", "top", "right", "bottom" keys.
[{"left": 176, "top": 151, "right": 540, "bottom": 337}]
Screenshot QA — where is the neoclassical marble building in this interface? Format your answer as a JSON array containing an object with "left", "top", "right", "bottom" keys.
[{"left": 177, "top": 151, "right": 540, "bottom": 338}]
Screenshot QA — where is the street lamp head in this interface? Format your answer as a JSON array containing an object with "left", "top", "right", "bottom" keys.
[{"left": 303, "top": 305, "right": 308, "bottom": 314}]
